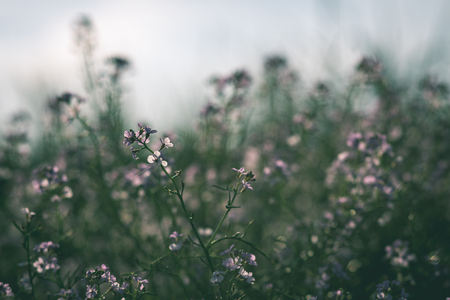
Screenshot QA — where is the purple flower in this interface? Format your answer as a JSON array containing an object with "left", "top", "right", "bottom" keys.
[
  {"left": 238, "top": 268, "right": 255, "bottom": 284},
  {"left": 222, "top": 257, "right": 240, "bottom": 270},
  {"left": 347, "top": 132, "right": 362, "bottom": 148},
  {"left": 123, "top": 130, "right": 135, "bottom": 146},
  {"left": 220, "top": 244, "right": 235, "bottom": 256},
  {"left": 111, "top": 282, "right": 129, "bottom": 294},
  {"left": 232, "top": 167, "right": 247, "bottom": 176},
  {"left": 85, "top": 285, "right": 97, "bottom": 298},
  {"left": 241, "top": 180, "right": 253, "bottom": 191},
  {"left": 33, "top": 257, "right": 60, "bottom": 273},
  {"left": 241, "top": 252, "right": 257, "bottom": 266},
  {"left": 169, "top": 231, "right": 184, "bottom": 252},
  {"left": 34, "top": 241, "right": 60, "bottom": 253},
  {"left": 133, "top": 276, "right": 148, "bottom": 291},
  {"left": 101, "top": 270, "right": 116, "bottom": 283},
  {"left": 0, "top": 282, "right": 14, "bottom": 297},
  {"left": 55, "top": 288, "right": 80, "bottom": 300}
]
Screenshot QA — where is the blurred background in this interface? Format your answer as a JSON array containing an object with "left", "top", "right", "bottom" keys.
[
  {"left": 2, "top": 0, "right": 450, "bottom": 131},
  {"left": 2, "top": 1, "right": 450, "bottom": 299}
]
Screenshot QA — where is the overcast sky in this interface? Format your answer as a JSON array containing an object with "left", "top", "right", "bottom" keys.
[{"left": 1, "top": 0, "right": 450, "bottom": 130}]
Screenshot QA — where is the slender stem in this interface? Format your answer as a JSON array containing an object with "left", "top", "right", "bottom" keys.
[
  {"left": 207, "top": 188, "right": 238, "bottom": 248},
  {"left": 206, "top": 209, "right": 231, "bottom": 249},
  {"left": 157, "top": 163, "right": 215, "bottom": 272},
  {"left": 25, "top": 219, "right": 36, "bottom": 299}
]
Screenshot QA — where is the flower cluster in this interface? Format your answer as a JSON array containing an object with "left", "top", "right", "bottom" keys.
[
  {"left": 210, "top": 244, "right": 257, "bottom": 286},
  {"left": 315, "top": 262, "right": 349, "bottom": 290},
  {"left": 232, "top": 167, "right": 256, "bottom": 192},
  {"left": 48, "top": 92, "right": 86, "bottom": 123},
  {"left": 34, "top": 241, "right": 60, "bottom": 253},
  {"left": 0, "top": 282, "right": 14, "bottom": 298},
  {"left": 32, "top": 166, "right": 72, "bottom": 202},
  {"left": 84, "top": 264, "right": 115, "bottom": 284},
  {"left": 385, "top": 240, "right": 416, "bottom": 268},
  {"left": 130, "top": 276, "right": 148, "bottom": 292},
  {"left": 33, "top": 241, "right": 60, "bottom": 274},
  {"left": 123, "top": 124, "right": 174, "bottom": 168},
  {"left": 83, "top": 264, "right": 148, "bottom": 298},
  {"left": 33, "top": 257, "right": 60, "bottom": 274},
  {"left": 21, "top": 207, "right": 36, "bottom": 219},
  {"left": 123, "top": 123, "right": 157, "bottom": 147},
  {"left": 326, "top": 132, "right": 400, "bottom": 212},
  {"left": 374, "top": 280, "right": 409, "bottom": 300},
  {"left": 55, "top": 288, "right": 81, "bottom": 300},
  {"left": 209, "top": 69, "right": 252, "bottom": 97}
]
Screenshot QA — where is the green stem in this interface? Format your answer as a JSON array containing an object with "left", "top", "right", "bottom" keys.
[
  {"left": 145, "top": 147, "right": 215, "bottom": 272},
  {"left": 25, "top": 220, "right": 36, "bottom": 299},
  {"left": 206, "top": 190, "right": 238, "bottom": 249}
]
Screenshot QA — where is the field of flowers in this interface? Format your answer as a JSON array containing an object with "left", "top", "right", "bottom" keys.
[{"left": 1, "top": 16, "right": 450, "bottom": 300}]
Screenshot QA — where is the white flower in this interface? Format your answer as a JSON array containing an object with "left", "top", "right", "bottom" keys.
[
  {"left": 62, "top": 186, "right": 73, "bottom": 198},
  {"left": 169, "top": 241, "right": 183, "bottom": 251},
  {"left": 147, "top": 151, "right": 168, "bottom": 167},
  {"left": 210, "top": 271, "right": 225, "bottom": 286},
  {"left": 21, "top": 208, "right": 36, "bottom": 217},
  {"left": 161, "top": 137, "right": 173, "bottom": 149},
  {"left": 238, "top": 268, "right": 255, "bottom": 284}
]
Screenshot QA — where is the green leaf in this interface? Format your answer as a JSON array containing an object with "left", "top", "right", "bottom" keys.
[
  {"left": 241, "top": 219, "right": 254, "bottom": 238},
  {"left": 212, "top": 185, "right": 230, "bottom": 191}
]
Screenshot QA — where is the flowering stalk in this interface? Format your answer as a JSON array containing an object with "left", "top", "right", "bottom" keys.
[{"left": 142, "top": 143, "right": 215, "bottom": 272}]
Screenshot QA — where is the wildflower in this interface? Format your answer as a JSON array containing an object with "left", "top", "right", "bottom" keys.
[
  {"left": 346, "top": 132, "right": 362, "bottom": 148},
  {"left": 169, "top": 231, "right": 183, "bottom": 251},
  {"left": 34, "top": 241, "right": 60, "bottom": 253},
  {"left": 101, "top": 270, "right": 117, "bottom": 283},
  {"left": 241, "top": 252, "right": 257, "bottom": 266},
  {"left": 232, "top": 167, "right": 246, "bottom": 177},
  {"left": 21, "top": 207, "right": 36, "bottom": 218},
  {"left": 33, "top": 256, "right": 60, "bottom": 273},
  {"left": 51, "top": 195, "right": 62, "bottom": 202},
  {"left": 210, "top": 271, "right": 225, "bottom": 286},
  {"left": 111, "top": 282, "right": 129, "bottom": 294},
  {"left": 133, "top": 276, "right": 148, "bottom": 291},
  {"left": 136, "top": 132, "right": 151, "bottom": 145},
  {"left": 85, "top": 285, "right": 97, "bottom": 299},
  {"left": 222, "top": 257, "right": 240, "bottom": 270},
  {"left": 241, "top": 180, "right": 253, "bottom": 192},
  {"left": 138, "top": 123, "right": 157, "bottom": 135},
  {"left": 55, "top": 288, "right": 81, "bottom": 300},
  {"left": 84, "top": 264, "right": 115, "bottom": 284},
  {"left": 62, "top": 186, "right": 73, "bottom": 198},
  {"left": 147, "top": 151, "right": 168, "bottom": 167},
  {"left": 160, "top": 137, "right": 173, "bottom": 149},
  {"left": 385, "top": 240, "right": 416, "bottom": 267},
  {"left": 238, "top": 268, "right": 255, "bottom": 284},
  {"left": 198, "top": 227, "right": 213, "bottom": 236},
  {"left": 0, "top": 282, "right": 14, "bottom": 297},
  {"left": 220, "top": 244, "right": 235, "bottom": 256},
  {"left": 123, "top": 130, "right": 135, "bottom": 146}
]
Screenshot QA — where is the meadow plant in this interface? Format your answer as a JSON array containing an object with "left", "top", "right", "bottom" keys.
[{"left": 2, "top": 15, "right": 450, "bottom": 300}]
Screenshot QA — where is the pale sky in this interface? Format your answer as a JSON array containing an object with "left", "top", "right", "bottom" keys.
[{"left": 1, "top": 0, "right": 450, "bottom": 131}]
